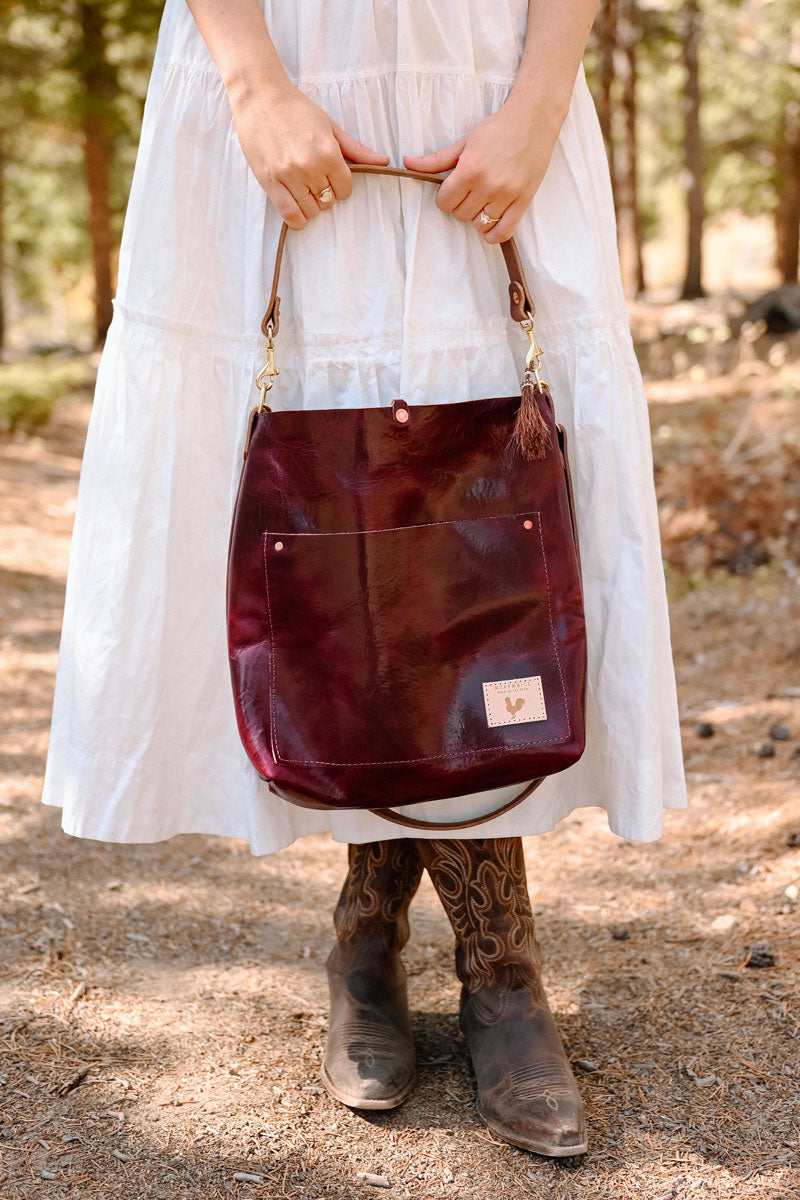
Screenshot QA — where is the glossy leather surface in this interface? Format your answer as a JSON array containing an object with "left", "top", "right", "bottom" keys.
[{"left": 226, "top": 385, "right": 586, "bottom": 811}]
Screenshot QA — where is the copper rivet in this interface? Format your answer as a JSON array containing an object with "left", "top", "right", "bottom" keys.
[
  {"left": 274, "top": 540, "right": 284, "bottom": 551},
  {"left": 396, "top": 408, "right": 409, "bottom": 424},
  {"left": 523, "top": 520, "right": 533, "bottom": 530},
  {"left": 513, "top": 291, "right": 520, "bottom": 303}
]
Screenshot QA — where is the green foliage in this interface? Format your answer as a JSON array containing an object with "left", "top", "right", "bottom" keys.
[
  {"left": 7, "top": 137, "right": 87, "bottom": 303},
  {"left": 0, "top": 1, "right": 162, "bottom": 336},
  {"left": 585, "top": 0, "right": 800, "bottom": 231},
  {"left": 701, "top": 1, "right": 800, "bottom": 218},
  {"left": 0, "top": 355, "right": 94, "bottom": 433}
]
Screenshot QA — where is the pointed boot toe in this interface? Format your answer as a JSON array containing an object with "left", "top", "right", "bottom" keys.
[
  {"left": 475, "top": 1065, "right": 586, "bottom": 1156},
  {"left": 322, "top": 1014, "right": 415, "bottom": 1109},
  {"left": 323, "top": 957, "right": 415, "bottom": 1109},
  {"left": 462, "top": 989, "right": 586, "bottom": 1156}
]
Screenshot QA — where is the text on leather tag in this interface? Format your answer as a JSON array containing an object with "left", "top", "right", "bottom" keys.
[{"left": 482, "top": 676, "right": 547, "bottom": 728}]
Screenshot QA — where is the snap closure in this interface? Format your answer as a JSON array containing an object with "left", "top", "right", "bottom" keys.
[{"left": 392, "top": 398, "right": 410, "bottom": 425}]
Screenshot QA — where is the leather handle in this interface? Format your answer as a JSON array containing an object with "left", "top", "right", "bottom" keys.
[
  {"left": 261, "top": 163, "right": 536, "bottom": 338},
  {"left": 369, "top": 776, "right": 543, "bottom": 831}
]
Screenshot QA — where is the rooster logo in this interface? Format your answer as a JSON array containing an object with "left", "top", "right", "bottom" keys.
[{"left": 505, "top": 695, "right": 525, "bottom": 716}]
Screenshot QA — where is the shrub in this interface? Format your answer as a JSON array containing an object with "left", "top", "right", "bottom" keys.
[{"left": 0, "top": 356, "right": 94, "bottom": 434}]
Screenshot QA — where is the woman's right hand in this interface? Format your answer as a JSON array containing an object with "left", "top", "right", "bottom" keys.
[{"left": 229, "top": 82, "right": 390, "bottom": 229}]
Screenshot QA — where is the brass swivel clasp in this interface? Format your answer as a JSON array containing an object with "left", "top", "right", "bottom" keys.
[
  {"left": 255, "top": 323, "right": 279, "bottom": 411},
  {"left": 520, "top": 316, "right": 547, "bottom": 390}
]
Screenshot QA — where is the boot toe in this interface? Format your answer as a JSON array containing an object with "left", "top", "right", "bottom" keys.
[
  {"left": 322, "top": 1019, "right": 415, "bottom": 1110},
  {"left": 476, "top": 1068, "right": 586, "bottom": 1157}
]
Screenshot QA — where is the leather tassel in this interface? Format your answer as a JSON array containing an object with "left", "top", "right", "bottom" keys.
[{"left": 511, "top": 381, "right": 550, "bottom": 460}]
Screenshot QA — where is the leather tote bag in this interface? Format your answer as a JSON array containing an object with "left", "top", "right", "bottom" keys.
[{"left": 227, "top": 166, "right": 587, "bottom": 831}]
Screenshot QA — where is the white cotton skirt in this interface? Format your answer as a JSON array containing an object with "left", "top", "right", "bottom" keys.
[{"left": 41, "top": 0, "right": 687, "bottom": 853}]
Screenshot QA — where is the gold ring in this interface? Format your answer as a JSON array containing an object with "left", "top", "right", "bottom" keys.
[
  {"left": 315, "top": 186, "right": 334, "bottom": 204},
  {"left": 478, "top": 208, "right": 500, "bottom": 227}
]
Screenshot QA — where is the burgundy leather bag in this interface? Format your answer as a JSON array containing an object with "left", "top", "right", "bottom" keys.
[{"left": 226, "top": 165, "right": 587, "bottom": 831}]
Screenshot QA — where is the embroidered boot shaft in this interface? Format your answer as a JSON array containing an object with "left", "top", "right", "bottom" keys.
[
  {"left": 323, "top": 840, "right": 423, "bottom": 1110},
  {"left": 416, "top": 837, "right": 587, "bottom": 1157}
]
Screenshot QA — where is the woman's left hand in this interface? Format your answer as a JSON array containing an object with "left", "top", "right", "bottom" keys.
[{"left": 402, "top": 95, "right": 562, "bottom": 244}]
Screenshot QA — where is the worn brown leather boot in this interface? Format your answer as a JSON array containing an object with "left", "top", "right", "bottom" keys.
[
  {"left": 416, "top": 837, "right": 587, "bottom": 1156},
  {"left": 322, "top": 839, "right": 423, "bottom": 1110}
]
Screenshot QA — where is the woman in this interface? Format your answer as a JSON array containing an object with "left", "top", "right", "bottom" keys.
[{"left": 42, "top": 0, "right": 686, "bottom": 1157}]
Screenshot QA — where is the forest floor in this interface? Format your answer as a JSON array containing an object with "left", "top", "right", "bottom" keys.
[{"left": 1, "top": 303, "right": 799, "bottom": 1199}]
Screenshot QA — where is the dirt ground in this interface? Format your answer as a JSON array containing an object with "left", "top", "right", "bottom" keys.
[{"left": 1, "top": 325, "right": 799, "bottom": 1199}]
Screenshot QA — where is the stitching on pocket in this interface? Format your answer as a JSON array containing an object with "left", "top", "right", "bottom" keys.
[
  {"left": 534, "top": 511, "right": 572, "bottom": 741},
  {"left": 262, "top": 534, "right": 281, "bottom": 767},
  {"left": 262, "top": 513, "right": 572, "bottom": 767},
  {"left": 263, "top": 508, "right": 544, "bottom": 540}
]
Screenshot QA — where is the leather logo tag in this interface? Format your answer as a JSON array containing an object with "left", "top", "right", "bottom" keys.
[{"left": 482, "top": 676, "right": 547, "bottom": 728}]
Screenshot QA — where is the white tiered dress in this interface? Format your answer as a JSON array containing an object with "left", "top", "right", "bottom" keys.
[{"left": 41, "top": 0, "right": 687, "bottom": 853}]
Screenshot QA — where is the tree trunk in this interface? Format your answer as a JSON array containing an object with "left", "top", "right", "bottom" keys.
[
  {"left": 78, "top": 2, "right": 115, "bottom": 346},
  {"left": 775, "top": 99, "right": 800, "bottom": 283},
  {"left": 614, "top": 0, "right": 645, "bottom": 297},
  {"left": 597, "top": 0, "right": 617, "bottom": 186},
  {"left": 680, "top": 0, "right": 705, "bottom": 299}
]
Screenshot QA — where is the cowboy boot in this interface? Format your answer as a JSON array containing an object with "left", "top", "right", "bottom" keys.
[
  {"left": 322, "top": 839, "right": 423, "bottom": 1109},
  {"left": 415, "top": 837, "right": 587, "bottom": 1156}
]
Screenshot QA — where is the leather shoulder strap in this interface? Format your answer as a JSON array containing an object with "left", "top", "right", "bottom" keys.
[{"left": 261, "top": 163, "right": 536, "bottom": 337}]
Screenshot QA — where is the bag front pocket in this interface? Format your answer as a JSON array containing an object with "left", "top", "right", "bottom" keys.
[{"left": 262, "top": 511, "right": 574, "bottom": 769}]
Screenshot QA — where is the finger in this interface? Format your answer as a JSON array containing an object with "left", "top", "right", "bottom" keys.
[
  {"left": 471, "top": 199, "right": 507, "bottom": 235},
  {"left": 332, "top": 123, "right": 391, "bottom": 166},
  {"left": 450, "top": 190, "right": 485, "bottom": 225},
  {"left": 309, "top": 177, "right": 336, "bottom": 209},
  {"left": 292, "top": 184, "right": 321, "bottom": 220},
  {"left": 402, "top": 137, "right": 466, "bottom": 175},
  {"left": 435, "top": 166, "right": 473, "bottom": 214},
  {"left": 270, "top": 181, "right": 308, "bottom": 230},
  {"left": 327, "top": 155, "right": 354, "bottom": 201},
  {"left": 482, "top": 196, "right": 529, "bottom": 245},
  {"left": 428, "top": 150, "right": 475, "bottom": 214}
]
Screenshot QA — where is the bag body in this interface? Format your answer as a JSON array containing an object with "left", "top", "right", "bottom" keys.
[
  {"left": 227, "top": 389, "right": 587, "bottom": 815},
  {"left": 226, "top": 167, "right": 587, "bottom": 821}
]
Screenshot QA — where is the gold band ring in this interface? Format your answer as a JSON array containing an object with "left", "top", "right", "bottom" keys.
[
  {"left": 478, "top": 207, "right": 500, "bottom": 227},
  {"left": 314, "top": 186, "right": 334, "bottom": 204}
]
